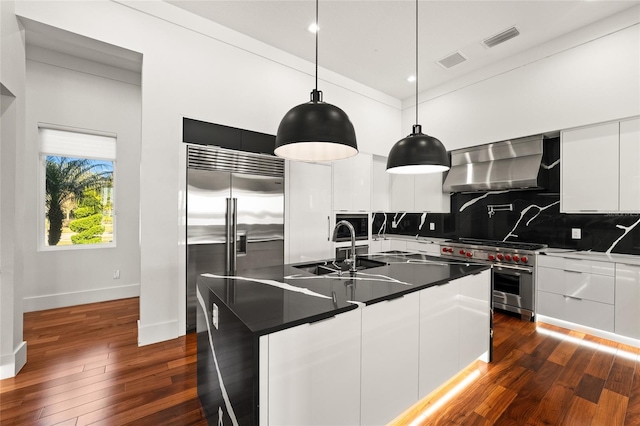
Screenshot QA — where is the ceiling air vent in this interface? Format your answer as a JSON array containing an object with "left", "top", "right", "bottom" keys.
[
  {"left": 437, "top": 51, "right": 467, "bottom": 69},
  {"left": 482, "top": 26, "right": 520, "bottom": 48}
]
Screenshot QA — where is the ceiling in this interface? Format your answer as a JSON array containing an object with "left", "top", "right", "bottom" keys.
[{"left": 165, "top": 0, "right": 640, "bottom": 101}]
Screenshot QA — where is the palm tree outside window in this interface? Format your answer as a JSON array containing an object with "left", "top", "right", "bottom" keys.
[{"left": 39, "top": 127, "right": 116, "bottom": 249}]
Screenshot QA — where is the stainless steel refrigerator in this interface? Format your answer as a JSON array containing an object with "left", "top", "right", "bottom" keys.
[{"left": 186, "top": 145, "right": 284, "bottom": 332}]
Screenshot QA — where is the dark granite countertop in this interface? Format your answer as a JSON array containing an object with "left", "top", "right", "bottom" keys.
[{"left": 196, "top": 251, "right": 490, "bottom": 336}]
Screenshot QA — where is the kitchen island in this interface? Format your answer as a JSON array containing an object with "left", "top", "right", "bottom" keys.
[{"left": 196, "top": 252, "right": 491, "bottom": 425}]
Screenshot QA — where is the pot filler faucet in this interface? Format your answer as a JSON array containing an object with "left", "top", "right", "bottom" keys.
[{"left": 332, "top": 220, "right": 357, "bottom": 272}]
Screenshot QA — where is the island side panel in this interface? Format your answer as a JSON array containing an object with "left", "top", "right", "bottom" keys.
[{"left": 197, "top": 282, "right": 257, "bottom": 425}]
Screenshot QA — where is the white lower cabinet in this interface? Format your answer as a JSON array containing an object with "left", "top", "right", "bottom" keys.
[
  {"left": 537, "top": 291, "right": 615, "bottom": 332},
  {"left": 418, "top": 280, "right": 460, "bottom": 396},
  {"left": 370, "top": 238, "right": 391, "bottom": 254},
  {"left": 265, "top": 309, "right": 361, "bottom": 426},
  {"left": 406, "top": 240, "right": 440, "bottom": 256},
  {"left": 537, "top": 256, "right": 616, "bottom": 333},
  {"left": 458, "top": 271, "right": 491, "bottom": 367},
  {"left": 419, "top": 270, "right": 490, "bottom": 397},
  {"left": 389, "top": 239, "right": 407, "bottom": 252},
  {"left": 361, "top": 292, "right": 420, "bottom": 426},
  {"left": 615, "top": 263, "right": 640, "bottom": 339}
]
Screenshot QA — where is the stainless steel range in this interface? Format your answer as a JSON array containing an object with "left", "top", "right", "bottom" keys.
[{"left": 440, "top": 238, "right": 547, "bottom": 321}]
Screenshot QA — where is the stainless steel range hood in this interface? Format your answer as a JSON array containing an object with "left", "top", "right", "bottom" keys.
[{"left": 443, "top": 135, "right": 544, "bottom": 193}]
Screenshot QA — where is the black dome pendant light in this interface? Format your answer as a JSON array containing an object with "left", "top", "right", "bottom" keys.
[
  {"left": 275, "top": 0, "right": 358, "bottom": 162},
  {"left": 387, "top": 0, "right": 450, "bottom": 174}
]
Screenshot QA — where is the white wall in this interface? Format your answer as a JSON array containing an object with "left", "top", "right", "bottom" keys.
[
  {"left": 404, "top": 6, "right": 640, "bottom": 151},
  {"left": 0, "top": 0, "right": 27, "bottom": 379},
  {"left": 14, "top": 0, "right": 402, "bottom": 345},
  {"left": 21, "top": 49, "right": 142, "bottom": 311}
]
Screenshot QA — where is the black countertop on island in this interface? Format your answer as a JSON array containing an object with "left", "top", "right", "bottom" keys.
[{"left": 196, "top": 251, "right": 490, "bottom": 336}]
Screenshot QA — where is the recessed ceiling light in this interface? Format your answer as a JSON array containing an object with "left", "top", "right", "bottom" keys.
[
  {"left": 307, "top": 23, "right": 319, "bottom": 33},
  {"left": 407, "top": 75, "right": 416, "bottom": 83}
]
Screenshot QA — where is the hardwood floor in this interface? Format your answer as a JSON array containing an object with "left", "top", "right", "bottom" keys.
[
  {"left": 0, "top": 297, "right": 206, "bottom": 425},
  {"left": 2, "top": 298, "right": 639, "bottom": 425}
]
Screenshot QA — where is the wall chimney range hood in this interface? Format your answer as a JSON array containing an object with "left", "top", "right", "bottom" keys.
[{"left": 443, "top": 135, "right": 545, "bottom": 193}]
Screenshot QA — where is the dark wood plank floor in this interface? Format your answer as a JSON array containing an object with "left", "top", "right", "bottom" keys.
[
  {"left": 0, "top": 297, "right": 207, "bottom": 425},
  {"left": 2, "top": 297, "right": 639, "bottom": 425}
]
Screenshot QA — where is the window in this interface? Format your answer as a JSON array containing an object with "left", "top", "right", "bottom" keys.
[{"left": 39, "top": 127, "right": 116, "bottom": 249}]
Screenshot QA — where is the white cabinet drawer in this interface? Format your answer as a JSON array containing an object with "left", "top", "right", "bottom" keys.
[
  {"left": 564, "top": 271, "right": 614, "bottom": 304},
  {"left": 406, "top": 241, "right": 440, "bottom": 256},
  {"left": 537, "top": 267, "right": 564, "bottom": 295},
  {"left": 538, "top": 255, "right": 614, "bottom": 276},
  {"left": 537, "top": 290, "right": 614, "bottom": 332},
  {"left": 565, "top": 297, "right": 614, "bottom": 332},
  {"left": 537, "top": 291, "right": 565, "bottom": 319},
  {"left": 537, "top": 255, "right": 566, "bottom": 269},
  {"left": 537, "top": 266, "right": 613, "bottom": 303},
  {"left": 564, "top": 258, "right": 614, "bottom": 276}
]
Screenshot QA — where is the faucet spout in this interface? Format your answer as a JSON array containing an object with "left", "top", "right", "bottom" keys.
[{"left": 332, "top": 220, "right": 357, "bottom": 272}]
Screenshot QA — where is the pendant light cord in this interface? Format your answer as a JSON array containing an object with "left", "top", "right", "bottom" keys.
[
  {"left": 415, "top": 0, "right": 419, "bottom": 126},
  {"left": 315, "top": 0, "right": 319, "bottom": 93}
]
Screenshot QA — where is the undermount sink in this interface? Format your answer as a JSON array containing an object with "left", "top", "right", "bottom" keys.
[{"left": 294, "top": 257, "right": 387, "bottom": 276}]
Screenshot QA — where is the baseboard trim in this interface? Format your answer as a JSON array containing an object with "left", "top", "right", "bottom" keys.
[
  {"left": 537, "top": 315, "right": 640, "bottom": 349},
  {"left": 23, "top": 283, "right": 140, "bottom": 312},
  {"left": 0, "top": 341, "right": 27, "bottom": 379},
  {"left": 137, "top": 318, "right": 179, "bottom": 346}
]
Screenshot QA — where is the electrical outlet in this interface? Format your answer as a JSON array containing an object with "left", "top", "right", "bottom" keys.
[
  {"left": 571, "top": 228, "right": 581, "bottom": 240},
  {"left": 429, "top": 222, "right": 435, "bottom": 231},
  {"left": 212, "top": 303, "right": 219, "bottom": 330},
  {"left": 113, "top": 270, "right": 120, "bottom": 279}
]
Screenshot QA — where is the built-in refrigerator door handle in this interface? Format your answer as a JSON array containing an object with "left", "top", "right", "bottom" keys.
[
  {"left": 231, "top": 198, "right": 238, "bottom": 274},
  {"left": 225, "top": 198, "right": 234, "bottom": 274}
]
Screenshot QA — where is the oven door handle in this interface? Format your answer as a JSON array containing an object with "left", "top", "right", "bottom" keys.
[{"left": 494, "top": 265, "right": 533, "bottom": 274}]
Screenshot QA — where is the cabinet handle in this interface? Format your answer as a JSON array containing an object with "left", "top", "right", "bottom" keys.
[
  {"left": 564, "top": 295, "right": 583, "bottom": 301},
  {"left": 327, "top": 216, "right": 330, "bottom": 241},
  {"left": 385, "top": 294, "right": 405, "bottom": 302},
  {"left": 563, "top": 269, "right": 583, "bottom": 274},
  {"left": 309, "top": 315, "right": 336, "bottom": 325}
]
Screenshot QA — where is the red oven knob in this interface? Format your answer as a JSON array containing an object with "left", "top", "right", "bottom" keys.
[
  {"left": 488, "top": 254, "right": 495, "bottom": 261},
  {"left": 505, "top": 254, "right": 512, "bottom": 261},
  {"left": 459, "top": 249, "right": 466, "bottom": 255},
  {"left": 466, "top": 251, "right": 473, "bottom": 258},
  {"left": 442, "top": 247, "right": 448, "bottom": 253},
  {"left": 521, "top": 256, "right": 528, "bottom": 263},
  {"left": 513, "top": 255, "right": 520, "bottom": 262},
  {"left": 497, "top": 254, "right": 504, "bottom": 261}
]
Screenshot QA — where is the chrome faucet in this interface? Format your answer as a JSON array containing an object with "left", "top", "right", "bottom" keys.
[{"left": 332, "top": 220, "right": 357, "bottom": 272}]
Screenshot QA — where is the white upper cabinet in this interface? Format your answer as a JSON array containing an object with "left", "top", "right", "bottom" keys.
[
  {"left": 561, "top": 117, "right": 640, "bottom": 213},
  {"left": 371, "top": 155, "right": 389, "bottom": 212},
  {"left": 287, "top": 161, "right": 333, "bottom": 263},
  {"left": 561, "top": 121, "right": 619, "bottom": 212},
  {"left": 619, "top": 117, "right": 640, "bottom": 212},
  {"left": 414, "top": 173, "right": 450, "bottom": 213},
  {"left": 389, "top": 173, "right": 449, "bottom": 213},
  {"left": 389, "top": 174, "right": 415, "bottom": 211},
  {"left": 333, "top": 153, "right": 372, "bottom": 212}
]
